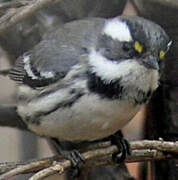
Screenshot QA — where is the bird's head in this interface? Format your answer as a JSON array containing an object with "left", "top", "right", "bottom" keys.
[{"left": 89, "top": 15, "right": 171, "bottom": 86}]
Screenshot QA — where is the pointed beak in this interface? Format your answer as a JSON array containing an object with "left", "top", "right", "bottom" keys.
[{"left": 142, "top": 55, "right": 159, "bottom": 70}]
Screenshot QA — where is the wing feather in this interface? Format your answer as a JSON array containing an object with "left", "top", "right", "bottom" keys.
[
  {"left": 9, "top": 18, "right": 102, "bottom": 88},
  {"left": 9, "top": 39, "right": 81, "bottom": 88}
]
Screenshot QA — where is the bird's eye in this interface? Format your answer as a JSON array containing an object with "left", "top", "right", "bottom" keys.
[
  {"left": 122, "top": 42, "right": 132, "bottom": 52},
  {"left": 134, "top": 41, "right": 143, "bottom": 53},
  {"left": 159, "top": 50, "right": 165, "bottom": 60}
]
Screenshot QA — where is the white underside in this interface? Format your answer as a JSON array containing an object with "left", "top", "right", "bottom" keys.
[{"left": 26, "top": 94, "right": 141, "bottom": 141}]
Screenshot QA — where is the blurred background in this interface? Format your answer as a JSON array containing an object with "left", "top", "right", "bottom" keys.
[{"left": 0, "top": 0, "right": 177, "bottom": 180}]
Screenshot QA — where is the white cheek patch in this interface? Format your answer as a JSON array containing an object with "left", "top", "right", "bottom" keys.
[
  {"left": 89, "top": 50, "right": 137, "bottom": 82},
  {"left": 89, "top": 50, "right": 159, "bottom": 92},
  {"left": 103, "top": 18, "right": 132, "bottom": 42}
]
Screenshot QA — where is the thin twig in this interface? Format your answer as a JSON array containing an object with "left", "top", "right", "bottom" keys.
[
  {"left": 131, "top": 140, "right": 178, "bottom": 153},
  {"left": 0, "top": 140, "right": 177, "bottom": 180},
  {"left": 0, "top": 156, "right": 64, "bottom": 179},
  {"left": 0, "top": 1, "right": 30, "bottom": 10},
  {"left": 29, "top": 143, "right": 175, "bottom": 180},
  {"left": 149, "top": 0, "right": 178, "bottom": 8},
  {"left": 0, "top": 105, "right": 27, "bottom": 130},
  {"left": 0, "top": 69, "right": 10, "bottom": 76},
  {"left": 0, "top": 0, "right": 61, "bottom": 34}
]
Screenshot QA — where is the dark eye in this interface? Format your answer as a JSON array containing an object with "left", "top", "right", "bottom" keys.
[
  {"left": 123, "top": 41, "right": 146, "bottom": 58},
  {"left": 122, "top": 42, "right": 132, "bottom": 52}
]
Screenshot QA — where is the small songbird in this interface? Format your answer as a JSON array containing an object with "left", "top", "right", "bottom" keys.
[{"left": 9, "top": 15, "right": 171, "bottom": 167}]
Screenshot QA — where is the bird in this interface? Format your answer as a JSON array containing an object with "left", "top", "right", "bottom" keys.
[{"left": 9, "top": 15, "right": 171, "bottom": 170}]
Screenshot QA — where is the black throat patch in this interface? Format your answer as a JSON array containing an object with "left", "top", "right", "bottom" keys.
[
  {"left": 87, "top": 71, "right": 152, "bottom": 104},
  {"left": 87, "top": 72, "right": 123, "bottom": 99}
]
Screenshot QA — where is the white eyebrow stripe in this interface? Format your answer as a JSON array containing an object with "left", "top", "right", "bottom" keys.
[{"left": 103, "top": 18, "right": 132, "bottom": 42}]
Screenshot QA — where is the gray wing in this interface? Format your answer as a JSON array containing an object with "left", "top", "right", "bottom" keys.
[
  {"left": 9, "top": 36, "right": 88, "bottom": 88},
  {"left": 9, "top": 18, "right": 105, "bottom": 88}
]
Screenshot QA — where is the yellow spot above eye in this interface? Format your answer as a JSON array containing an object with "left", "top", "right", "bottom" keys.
[
  {"left": 159, "top": 50, "right": 165, "bottom": 59},
  {"left": 134, "top": 41, "right": 143, "bottom": 53}
]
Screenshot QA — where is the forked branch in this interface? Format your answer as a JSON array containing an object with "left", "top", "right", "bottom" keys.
[{"left": 0, "top": 140, "right": 177, "bottom": 180}]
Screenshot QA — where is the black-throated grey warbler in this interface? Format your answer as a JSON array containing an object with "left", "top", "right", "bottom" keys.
[{"left": 9, "top": 15, "right": 171, "bottom": 167}]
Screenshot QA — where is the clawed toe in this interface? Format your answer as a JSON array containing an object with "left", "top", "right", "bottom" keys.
[
  {"left": 65, "top": 149, "right": 85, "bottom": 178},
  {"left": 67, "top": 150, "right": 85, "bottom": 167},
  {"left": 110, "top": 134, "right": 131, "bottom": 163}
]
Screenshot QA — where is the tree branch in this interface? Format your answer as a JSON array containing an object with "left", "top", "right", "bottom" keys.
[
  {"left": 0, "top": 140, "right": 177, "bottom": 180},
  {"left": 0, "top": 105, "right": 27, "bottom": 130},
  {"left": 0, "top": 0, "right": 61, "bottom": 34},
  {"left": 0, "top": 69, "right": 10, "bottom": 76},
  {"left": 149, "top": 0, "right": 178, "bottom": 8},
  {"left": 0, "top": 0, "right": 30, "bottom": 10}
]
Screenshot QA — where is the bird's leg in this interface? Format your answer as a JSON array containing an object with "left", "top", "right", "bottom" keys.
[
  {"left": 61, "top": 149, "right": 85, "bottom": 178},
  {"left": 109, "top": 131, "right": 131, "bottom": 163},
  {"left": 49, "top": 138, "right": 85, "bottom": 178}
]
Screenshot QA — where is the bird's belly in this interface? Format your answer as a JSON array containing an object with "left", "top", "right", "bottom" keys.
[{"left": 27, "top": 94, "right": 141, "bottom": 141}]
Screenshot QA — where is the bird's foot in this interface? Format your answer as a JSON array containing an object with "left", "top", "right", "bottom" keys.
[
  {"left": 110, "top": 133, "right": 131, "bottom": 163},
  {"left": 62, "top": 149, "right": 85, "bottom": 178}
]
